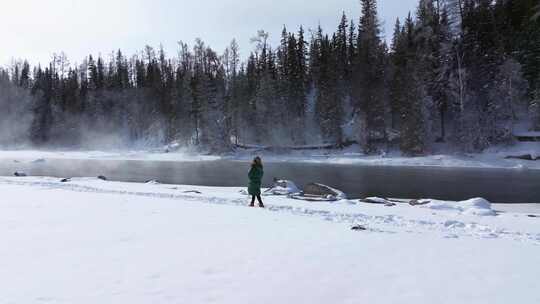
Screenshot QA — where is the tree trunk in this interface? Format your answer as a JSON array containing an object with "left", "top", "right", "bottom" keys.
[{"left": 440, "top": 107, "right": 446, "bottom": 142}]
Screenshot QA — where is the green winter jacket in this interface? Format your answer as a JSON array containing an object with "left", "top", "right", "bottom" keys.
[{"left": 248, "top": 164, "right": 264, "bottom": 196}]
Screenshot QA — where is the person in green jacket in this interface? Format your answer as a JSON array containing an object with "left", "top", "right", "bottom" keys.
[{"left": 248, "top": 156, "right": 265, "bottom": 208}]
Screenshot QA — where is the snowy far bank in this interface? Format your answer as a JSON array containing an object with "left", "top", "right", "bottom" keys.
[
  {"left": 0, "top": 149, "right": 221, "bottom": 162},
  {"left": 0, "top": 141, "right": 539, "bottom": 169},
  {"left": 1, "top": 176, "right": 539, "bottom": 304},
  {"left": 230, "top": 142, "right": 540, "bottom": 169}
]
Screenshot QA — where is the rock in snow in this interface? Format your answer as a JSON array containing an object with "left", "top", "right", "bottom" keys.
[
  {"left": 360, "top": 197, "right": 397, "bottom": 207},
  {"left": 13, "top": 171, "right": 27, "bottom": 177},
  {"left": 264, "top": 179, "right": 300, "bottom": 196},
  {"left": 302, "top": 183, "right": 347, "bottom": 200},
  {"left": 422, "top": 198, "right": 496, "bottom": 216},
  {"left": 351, "top": 225, "right": 367, "bottom": 231},
  {"left": 183, "top": 190, "right": 202, "bottom": 194},
  {"left": 410, "top": 199, "right": 431, "bottom": 206},
  {"left": 264, "top": 180, "right": 346, "bottom": 201}
]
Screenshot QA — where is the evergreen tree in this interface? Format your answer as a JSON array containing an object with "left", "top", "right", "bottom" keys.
[
  {"left": 19, "top": 61, "right": 31, "bottom": 89},
  {"left": 532, "top": 81, "right": 540, "bottom": 130},
  {"left": 30, "top": 67, "right": 54, "bottom": 144},
  {"left": 393, "top": 14, "right": 430, "bottom": 155},
  {"left": 353, "top": 0, "right": 387, "bottom": 153},
  {"left": 389, "top": 18, "right": 403, "bottom": 131},
  {"left": 314, "top": 31, "right": 343, "bottom": 144}
]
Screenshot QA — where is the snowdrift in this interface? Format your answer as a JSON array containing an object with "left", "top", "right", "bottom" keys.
[{"left": 421, "top": 198, "right": 496, "bottom": 216}]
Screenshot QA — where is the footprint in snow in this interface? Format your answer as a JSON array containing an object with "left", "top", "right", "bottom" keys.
[{"left": 444, "top": 234, "right": 459, "bottom": 239}]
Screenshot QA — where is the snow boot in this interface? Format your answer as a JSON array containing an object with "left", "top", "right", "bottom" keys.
[{"left": 259, "top": 203, "right": 265, "bottom": 208}]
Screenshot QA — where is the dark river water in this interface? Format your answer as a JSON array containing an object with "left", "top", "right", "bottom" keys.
[{"left": 1, "top": 159, "right": 539, "bottom": 203}]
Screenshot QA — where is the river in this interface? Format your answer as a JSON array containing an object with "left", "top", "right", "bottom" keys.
[{"left": 1, "top": 159, "right": 539, "bottom": 203}]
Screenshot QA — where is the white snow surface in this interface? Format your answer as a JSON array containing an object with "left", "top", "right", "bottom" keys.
[{"left": 1, "top": 176, "right": 539, "bottom": 304}]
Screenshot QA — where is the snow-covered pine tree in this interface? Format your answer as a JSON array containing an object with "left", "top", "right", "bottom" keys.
[
  {"left": 353, "top": 0, "right": 387, "bottom": 153},
  {"left": 451, "top": 0, "right": 505, "bottom": 151},
  {"left": 334, "top": 13, "right": 350, "bottom": 145},
  {"left": 395, "top": 13, "right": 429, "bottom": 155},
  {"left": 532, "top": 81, "right": 540, "bottom": 130},
  {"left": 389, "top": 18, "right": 403, "bottom": 132},
  {"left": 241, "top": 53, "right": 258, "bottom": 144},
  {"left": 314, "top": 31, "right": 342, "bottom": 145},
  {"left": 295, "top": 26, "right": 309, "bottom": 144},
  {"left": 434, "top": 7, "right": 453, "bottom": 142},
  {"left": 200, "top": 48, "right": 231, "bottom": 153},
  {"left": 415, "top": 0, "right": 452, "bottom": 144},
  {"left": 223, "top": 39, "right": 242, "bottom": 145},
  {"left": 487, "top": 59, "right": 528, "bottom": 144},
  {"left": 19, "top": 61, "right": 31, "bottom": 89},
  {"left": 173, "top": 42, "right": 195, "bottom": 145},
  {"left": 30, "top": 67, "right": 54, "bottom": 145},
  {"left": 286, "top": 32, "right": 304, "bottom": 144}
]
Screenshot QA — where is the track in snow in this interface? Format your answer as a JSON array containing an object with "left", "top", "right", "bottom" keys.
[{"left": 0, "top": 177, "right": 538, "bottom": 245}]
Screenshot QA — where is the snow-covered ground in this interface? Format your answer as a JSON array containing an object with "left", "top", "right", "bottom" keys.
[
  {"left": 1, "top": 176, "right": 539, "bottom": 304},
  {"left": 0, "top": 141, "right": 539, "bottom": 169}
]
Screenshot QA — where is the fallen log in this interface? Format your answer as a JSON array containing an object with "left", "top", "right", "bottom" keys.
[
  {"left": 504, "top": 154, "right": 537, "bottom": 161},
  {"left": 234, "top": 142, "right": 347, "bottom": 151}
]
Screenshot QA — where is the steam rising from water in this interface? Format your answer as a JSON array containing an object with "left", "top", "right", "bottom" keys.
[
  {"left": 0, "top": 80, "right": 33, "bottom": 148},
  {"left": 0, "top": 78, "right": 168, "bottom": 151}
]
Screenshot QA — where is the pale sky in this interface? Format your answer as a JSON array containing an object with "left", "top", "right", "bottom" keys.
[{"left": 0, "top": 0, "right": 418, "bottom": 66}]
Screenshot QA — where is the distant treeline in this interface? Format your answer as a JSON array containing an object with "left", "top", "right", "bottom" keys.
[{"left": 0, "top": 0, "right": 539, "bottom": 154}]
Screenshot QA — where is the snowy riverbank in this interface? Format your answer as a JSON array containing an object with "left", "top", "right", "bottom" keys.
[
  {"left": 230, "top": 142, "right": 540, "bottom": 169},
  {"left": 0, "top": 149, "right": 534, "bottom": 170},
  {"left": 0, "top": 149, "right": 221, "bottom": 163},
  {"left": 0, "top": 141, "right": 539, "bottom": 169},
  {"left": 1, "top": 176, "right": 539, "bottom": 303}
]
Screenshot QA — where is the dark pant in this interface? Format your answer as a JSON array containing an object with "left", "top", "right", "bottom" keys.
[{"left": 250, "top": 195, "right": 263, "bottom": 205}]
